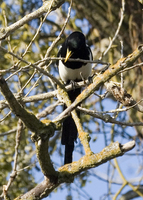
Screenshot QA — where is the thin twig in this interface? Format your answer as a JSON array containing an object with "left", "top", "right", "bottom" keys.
[
  {"left": 0, "top": 0, "right": 65, "bottom": 40},
  {"left": 17, "top": 161, "right": 37, "bottom": 172},
  {"left": 19, "top": 69, "right": 37, "bottom": 94},
  {"left": 35, "top": 57, "right": 109, "bottom": 65},
  {"left": 0, "top": 110, "right": 11, "bottom": 123},
  {"left": 0, "top": 45, "right": 62, "bottom": 87},
  {"left": 5, "top": 65, "right": 31, "bottom": 81},
  {"left": 99, "top": 0, "right": 125, "bottom": 59},
  {"left": 0, "top": 128, "right": 17, "bottom": 137},
  {"left": 120, "top": 40, "right": 124, "bottom": 88},
  {"left": 118, "top": 62, "right": 143, "bottom": 74},
  {"left": 13, "top": 1, "right": 54, "bottom": 70},
  {"left": 43, "top": 0, "right": 73, "bottom": 59},
  {"left": 36, "top": 100, "right": 61, "bottom": 119},
  {"left": 89, "top": 99, "right": 143, "bottom": 114},
  {"left": 24, "top": 73, "right": 42, "bottom": 97},
  {"left": 3, "top": 120, "right": 23, "bottom": 196},
  {"left": 22, "top": 4, "right": 52, "bottom": 58},
  {"left": 77, "top": 106, "right": 143, "bottom": 127}
]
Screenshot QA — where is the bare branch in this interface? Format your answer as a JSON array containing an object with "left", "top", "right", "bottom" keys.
[
  {"left": 99, "top": 0, "right": 125, "bottom": 58},
  {"left": 0, "top": 45, "right": 62, "bottom": 87},
  {"left": 78, "top": 106, "right": 143, "bottom": 127},
  {"left": 105, "top": 81, "right": 143, "bottom": 113},
  {"left": 118, "top": 62, "right": 143, "bottom": 73},
  {"left": 0, "top": 128, "right": 17, "bottom": 137},
  {"left": 0, "top": 0, "right": 65, "bottom": 40},
  {"left": 119, "top": 186, "right": 143, "bottom": 200},
  {"left": 0, "top": 79, "right": 89, "bottom": 111},
  {"left": 36, "top": 101, "right": 61, "bottom": 119},
  {"left": 43, "top": 0, "right": 73, "bottom": 59},
  {"left": 3, "top": 120, "right": 24, "bottom": 196},
  {"left": 35, "top": 57, "right": 109, "bottom": 65}
]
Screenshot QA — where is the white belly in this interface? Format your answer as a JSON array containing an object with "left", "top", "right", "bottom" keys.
[{"left": 59, "top": 60, "right": 92, "bottom": 83}]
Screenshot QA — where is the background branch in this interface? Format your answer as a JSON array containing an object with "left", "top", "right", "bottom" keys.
[{"left": 0, "top": 0, "right": 65, "bottom": 40}]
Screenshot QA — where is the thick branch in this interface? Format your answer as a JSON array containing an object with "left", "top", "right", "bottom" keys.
[
  {"left": 15, "top": 177, "right": 60, "bottom": 200},
  {"left": 15, "top": 141, "right": 135, "bottom": 200},
  {"left": 0, "top": 75, "right": 56, "bottom": 178},
  {"left": 0, "top": 75, "right": 47, "bottom": 133},
  {"left": 58, "top": 141, "right": 135, "bottom": 177}
]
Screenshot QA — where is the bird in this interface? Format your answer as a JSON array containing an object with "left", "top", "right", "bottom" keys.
[{"left": 57, "top": 31, "right": 93, "bottom": 164}]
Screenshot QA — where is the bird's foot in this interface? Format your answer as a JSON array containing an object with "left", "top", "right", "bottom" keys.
[
  {"left": 87, "top": 75, "right": 93, "bottom": 84},
  {"left": 80, "top": 72, "right": 87, "bottom": 84},
  {"left": 70, "top": 80, "right": 78, "bottom": 90}
]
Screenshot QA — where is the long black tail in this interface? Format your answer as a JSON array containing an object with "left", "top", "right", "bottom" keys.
[{"left": 61, "top": 88, "right": 81, "bottom": 164}]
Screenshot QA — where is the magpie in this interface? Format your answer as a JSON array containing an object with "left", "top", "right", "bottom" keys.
[{"left": 57, "top": 31, "right": 93, "bottom": 164}]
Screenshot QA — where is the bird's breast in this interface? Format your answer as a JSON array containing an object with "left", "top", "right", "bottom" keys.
[{"left": 59, "top": 60, "right": 92, "bottom": 83}]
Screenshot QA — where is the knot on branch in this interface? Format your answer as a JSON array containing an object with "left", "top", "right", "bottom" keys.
[
  {"left": 112, "top": 85, "right": 134, "bottom": 106},
  {"left": 105, "top": 81, "right": 135, "bottom": 106}
]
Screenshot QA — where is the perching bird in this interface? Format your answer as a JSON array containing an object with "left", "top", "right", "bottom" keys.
[{"left": 57, "top": 31, "right": 93, "bottom": 164}]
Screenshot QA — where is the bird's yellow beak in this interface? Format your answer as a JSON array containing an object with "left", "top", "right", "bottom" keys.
[{"left": 64, "top": 48, "right": 73, "bottom": 62}]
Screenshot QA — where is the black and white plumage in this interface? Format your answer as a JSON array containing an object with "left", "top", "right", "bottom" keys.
[{"left": 57, "top": 31, "right": 93, "bottom": 164}]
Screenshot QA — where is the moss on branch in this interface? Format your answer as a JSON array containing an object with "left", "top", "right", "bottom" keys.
[
  {"left": 58, "top": 141, "right": 134, "bottom": 178},
  {"left": 15, "top": 141, "right": 135, "bottom": 199}
]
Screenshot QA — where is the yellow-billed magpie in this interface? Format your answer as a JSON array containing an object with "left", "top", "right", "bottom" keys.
[{"left": 57, "top": 31, "right": 93, "bottom": 164}]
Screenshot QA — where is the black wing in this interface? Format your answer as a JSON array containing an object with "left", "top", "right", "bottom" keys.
[{"left": 86, "top": 44, "right": 93, "bottom": 61}]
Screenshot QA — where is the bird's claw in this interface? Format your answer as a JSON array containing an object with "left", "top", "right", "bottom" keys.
[
  {"left": 70, "top": 80, "right": 77, "bottom": 90},
  {"left": 87, "top": 75, "right": 93, "bottom": 84}
]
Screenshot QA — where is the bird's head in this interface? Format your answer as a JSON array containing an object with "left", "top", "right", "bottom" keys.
[{"left": 64, "top": 31, "right": 86, "bottom": 62}]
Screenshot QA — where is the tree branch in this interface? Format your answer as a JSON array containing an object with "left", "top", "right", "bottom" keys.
[
  {"left": 0, "top": 75, "right": 57, "bottom": 180},
  {"left": 0, "top": 0, "right": 65, "bottom": 40},
  {"left": 119, "top": 186, "right": 143, "bottom": 200},
  {"left": 78, "top": 106, "right": 143, "bottom": 127},
  {"left": 15, "top": 141, "right": 135, "bottom": 200},
  {"left": 0, "top": 80, "right": 87, "bottom": 111},
  {"left": 105, "top": 81, "right": 143, "bottom": 113}
]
